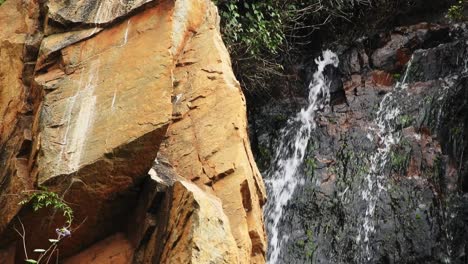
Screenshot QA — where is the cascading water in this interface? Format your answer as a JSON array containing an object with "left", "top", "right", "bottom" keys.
[
  {"left": 356, "top": 56, "right": 414, "bottom": 262},
  {"left": 265, "top": 50, "right": 339, "bottom": 263}
]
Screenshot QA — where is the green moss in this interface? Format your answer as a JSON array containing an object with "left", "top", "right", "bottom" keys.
[
  {"left": 415, "top": 213, "right": 421, "bottom": 220},
  {"left": 306, "top": 157, "right": 317, "bottom": 175},
  {"left": 450, "top": 126, "right": 463, "bottom": 137},
  {"left": 258, "top": 145, "right": 271, "bottom": 160},
  {"left": 398, "top": 114, "right": 413, "bottom": 128},
  {"left": 305, "top": 229, "right": 316, "bottom": 258},
  {"left": 273, "top": 113, "right": 288, "bottom": 123}
]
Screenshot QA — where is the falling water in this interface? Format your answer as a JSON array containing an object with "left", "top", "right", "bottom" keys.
[
  {"left": 356, "top": 56, "right": 414, "bottom": 262},
  {"left": 265, "top": 50, "right": 339, "bottom": 264}
]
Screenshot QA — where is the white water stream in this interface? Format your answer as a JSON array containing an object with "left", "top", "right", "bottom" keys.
[
  {"left": 265, "top": 50, "right": 339, "bottom": 263},
  {"left": 357, "top": 56, "right": 414, "bottom": 262}
]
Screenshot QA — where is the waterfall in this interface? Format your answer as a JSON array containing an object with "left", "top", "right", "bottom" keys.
[
  {"left": 356, "top": 56, "right": 414, "bottom": 262},
  {"left": 265, "top": 50, "right": 339, "bottom": 264}
]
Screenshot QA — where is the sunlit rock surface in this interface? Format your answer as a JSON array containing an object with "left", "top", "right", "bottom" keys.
[
  {"left": 0, "top": 0, "right": 267, "bottom": 262},
  {"left": 0, "top": 0, "right": 39, "bottom": 235}
]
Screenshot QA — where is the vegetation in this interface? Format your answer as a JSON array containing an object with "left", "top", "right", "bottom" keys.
[
  {"left": 397, "top": 114, "right": 413, "bottom": 129},
  {"left": 389, "top": 140, "right": 411, "bottom": 175},
  {"left": 213, "top": 0, "right": 448, "bottom": 95},
  {"left": 213, "top": 0, "right": 376, "bottom": 93},
  {"left": 0, "top": 0, "right": 5, "bottom": 6},
  {"left": 16, "top": 188, "right": 74, "bottom": 264},
  {"left": 20, "top": 188, "right": 73, "bottom": 225},
  {"left": 447, "top": 0, "right": 466, "bottom": 21}
]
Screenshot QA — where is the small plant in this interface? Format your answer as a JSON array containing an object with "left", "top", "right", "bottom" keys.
[
  {"left": 447, "top": 0, "right": 466, "bottom": 21},
  {"left": 305, "top": 229, "right": 316, "bottom": 258},
  {"left": 415, "top": 213, "right": 421, "bottom": 220},
  {"left": 390, "top": 150, "right": 409, "bottom": 174},
  {"left": 306, "top": 156, "right": 317, "bottom": 177},
  {"left": 398, "top": 114, "right": 413, "bottom": 128},
  {"left": 20, "top": 188, "right": 73, "bottom": 225},
  {"left": 215, "top": 0, "right": 285, "bottom": 57},
  {"left": 16, "top": 188, "right": 74, "bottom": 264}
]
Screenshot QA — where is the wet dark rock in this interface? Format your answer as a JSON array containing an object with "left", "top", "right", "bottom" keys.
[
  {"left": 324, "top": 65, "right": 348, "bottom": 111},
  {"left": 251, "top": 21, "right": 468, "bottom": 264},
  {"left": 408, "top": 40, "right": 468, "bottom": 82},
  {"left": 371, "top": 23, "right": 451, "bottom": 73}
]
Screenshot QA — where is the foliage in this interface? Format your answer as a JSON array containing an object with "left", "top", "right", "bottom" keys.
[
  {"left": 304, "top": 229, "right": 316, "bottom": 258},
  {"left": 215, "top": 1, "right": 285, "bottom": 56},
  {"left": 0, "top": 0, "right": 5, "bottom": 6},
  {"left": 447, "top": 0, "right": 466, "bottom": 21},
  {"left": 213, "top": 0, "right": 450, "bottom": 95},
  {"left": 390, "top": 140, "right": 411, "bottom": 174},
  {"left": 397, "top": 114, "right": 413, "bottom": 129},
  {"left": 17, "top": 189, "right": 74, "bottom": 263},
  {"left": 20, "top": 188, "right": 73, "bottom": 226},
  {"left": 214, "top": 0, "right": 378, "bottom": 58}
]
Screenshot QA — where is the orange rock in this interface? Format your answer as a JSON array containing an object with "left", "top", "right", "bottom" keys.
[
  {"left": 0, "top": 0, "right": 38, "bottom": 233},
  {"left": 371, "top": 70, "right": 395, "bottom": 87},
  {"left": 64, "top": 233, "right": 134, "bottom": 264},
  {"left": 0, "top": 0, "right": 267, "bottom": 262},
  {"left": 156, "top": 181, "right": 239, "bottom": 264},
  {"left": 160, "top": 2, "right": 267, "bottom": 262}
]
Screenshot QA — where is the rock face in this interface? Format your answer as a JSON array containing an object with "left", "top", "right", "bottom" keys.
[
  {"left": 64, "top": 233, "right": 134, "bottom": 264},
  {"left": 155, "top": 180, "right": 239, "bottom": 264},
  {"left": 0, "top": 0, "right": 38, "bottom": 235},
  {"left": 251, "top": 22, "right": 468, "bottom": 263},
  {"left": 0, "top": 0, "right": 267, "bottom": 262},
  {"left": 159, "top": 4, "right": 267, "bottom": 261}
]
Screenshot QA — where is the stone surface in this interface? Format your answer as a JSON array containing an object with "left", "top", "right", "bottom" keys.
[
  {"left": 37, "top": 28, "right": 103, "bottom": 70},
  {"left": 0, "top": 0, "right": 38, "bottom": 234},
  {"left": 0, "top": 244, "right": 15, "bottom": 264},
  {"left": 0, "top": 0, "right": 268, "bottom": 263},
  {"left": 159, "top": 2, "right": 267, "bottom": 262},
  {"left": 250, "top": 22, "right": 468, "bottom": 264},
  {"left": 64, "top": 233, "right": 134, "bottom": 264},
  {"left": 371, "top": 23, "right": 450, "bottom": 73},
  {"left": 156, "top": 180, "right": 239, "bottom": 264},
  {"left": 46, "top": 0, "right": 154, "bottom": 25}
]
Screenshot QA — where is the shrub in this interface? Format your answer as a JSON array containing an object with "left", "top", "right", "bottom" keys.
[
  {"left": 215, "top": 1, "right": 285, "bottom": 56},
  {"left": 16, "top": 189, "right": 74, "bottom": 263},
  {"left": 213, "top": 0, "right": 451, "bottom": 95},
  {"left": 447, "top": 0, "right": 466, "bottom": 21},
  {"left": 20, "top": 188, "right": 73, "bottom": 225}
]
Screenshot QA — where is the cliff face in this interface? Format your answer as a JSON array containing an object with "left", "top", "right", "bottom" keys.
[
  {"left": 251, "top": 20, "right": 468, "bottom": 263},
  {"left": 0, "top": 0, "right": 266, "bottom": 263}
]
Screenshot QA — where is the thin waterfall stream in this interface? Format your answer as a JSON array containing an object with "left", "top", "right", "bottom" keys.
[
  {"left": 357, "top": 56, "right": 414, "bottom": 262},
  {"left": 265, "top": 50, "right": 339, "bottom": 263}
]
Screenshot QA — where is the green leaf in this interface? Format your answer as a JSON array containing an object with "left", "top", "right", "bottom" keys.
[{"left": 25, "top": 260, "right": 38, "bottom": 264}]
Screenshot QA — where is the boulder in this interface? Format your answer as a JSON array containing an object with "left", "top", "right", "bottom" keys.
[
  {"left": 159, "top": 2, "right": 267, "bottom": 262},
  {"left": 156, "top": 180, "right": 239, "bottom": 264}
]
